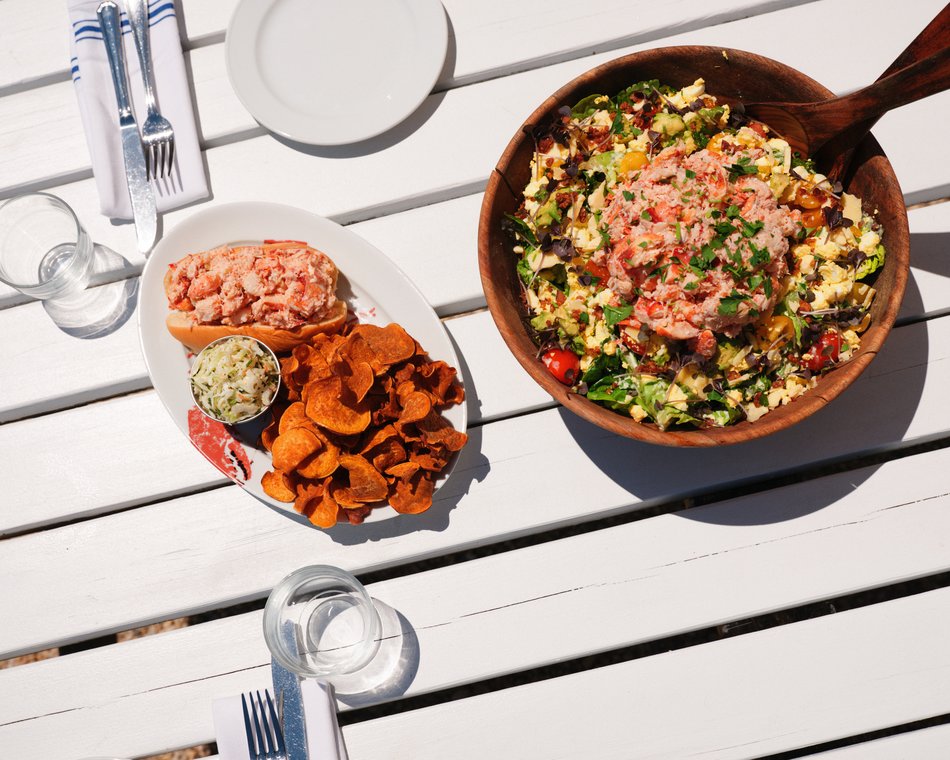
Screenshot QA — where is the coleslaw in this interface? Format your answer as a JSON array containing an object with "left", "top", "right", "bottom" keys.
[{"left": 190, "top": 336, "right": 280, "bottom": 423}]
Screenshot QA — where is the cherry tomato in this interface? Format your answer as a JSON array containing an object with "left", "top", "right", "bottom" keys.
[
  {"left": 541, "top": 348, "right": 580, "bottom": 385},
  {"left": 803, "top": 330, "right": 840, "bottom": 371}
]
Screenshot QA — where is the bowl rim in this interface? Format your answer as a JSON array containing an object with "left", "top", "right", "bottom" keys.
[{"left": 478, "top": 45, "right": 910, "bottom": 447}]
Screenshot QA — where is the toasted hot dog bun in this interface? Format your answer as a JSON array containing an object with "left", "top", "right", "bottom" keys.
[{"left": 165, "top": 301, "right": 348, "bottom": 353}]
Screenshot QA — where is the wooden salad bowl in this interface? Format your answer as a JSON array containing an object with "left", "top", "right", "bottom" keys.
[{"left": 477, "top": 46, "right": 909, "bottom": 446}]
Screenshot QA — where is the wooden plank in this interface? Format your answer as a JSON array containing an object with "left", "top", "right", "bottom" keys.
[
  {"left": 0, "top": 0, "right": 812, "bottom": 93},
  {"left": 3, "top": 0, "right": 947, "bottom": 202},
  {"left": 3, "top": 247, "right": 949, "bottom": 536},
  {"left": 4, "top": 444, "right": 950, "bottom": 757},
  {"left": 0, "top": 308, "right": 948, "bottom": 656},
  {"left": 340, "top": 588, "right": 950, "bottom": 760}
]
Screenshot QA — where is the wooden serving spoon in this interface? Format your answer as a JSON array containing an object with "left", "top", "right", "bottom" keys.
[
  {"left": 744, "top": 40, "right": 950, "bottom": 169},
  {"left": 819, "top": 4, "right": 950, "bottom": 183}
]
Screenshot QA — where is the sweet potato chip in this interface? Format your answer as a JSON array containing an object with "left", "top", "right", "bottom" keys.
[
  {"left": 349, "top": 324, "right": 415, "bottom": 365},
  {"left": 338, "top": 454, "right": 389, "bottom": 503},
  {"left": 272, "top": 427, "right": 322, "bottom": 471},
  {"left": 389, "top": 470, "right": 435, "bottom": 514},
  {"left": 410, "top": 450, "right": 450, "bottom": 471},
  {"left": 305, "top": 376, "right": 371, "bottom": 435},
  {"left": 337, "top": 356, "right": 375, "bottom": 403},
  {"left": 370, "top": 438, "right": 406, "bottom": 473},
  {"left": 343, "top": 333, "right": 385, "bottom": 376},
  {"left": 296, "top": 440, "right": 340, "bottom": 479},
  {"left": 293, "top": 482, "right": 324, "bottom": 517},
  {"left": 262, "top": 470, "right": 296, "bottom": 503},
  {"left": 386, "top": 461, "right": 420, "bottom": 479},
  {"left": 342, "top": 505, "right": 372, "bottom": 524},
  {"left": 417, "top": 411, "right": 468, "bottom": 451},
  {"left": 360, "top": 424, "right": 399, "bottom": 454},
  {"left": 309, "top": 489, "right": 340, "bottom": 529},
  {"left": 280, "top": 355, "right": 300, "bottom": 379},
  {"left": 277, "top": 402, "right": 309, "bottom": 434},
  {"left": 398, "top": 391, "right": 432, "bottom": 424},
  {"left": 261, "top": 417, "right": 280, "bottom": 452}
]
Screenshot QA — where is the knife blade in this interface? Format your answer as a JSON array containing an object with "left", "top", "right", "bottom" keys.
[
  {"left": 97, "top": 1, "right": 157, "bottom": 254},
  {"left": 272, "top": 622, "right": 310, "bottom": 760}
]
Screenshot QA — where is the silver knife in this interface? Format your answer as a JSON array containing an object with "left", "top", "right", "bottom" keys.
[
  {"left": 97, "top": 0, "right": 157, "bottom": 254},
  {"left": 272, "top": 621, "right": 310, "bottom": 760}
]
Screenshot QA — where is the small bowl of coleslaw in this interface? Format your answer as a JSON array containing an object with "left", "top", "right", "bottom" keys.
[{"left": 189, "top": 335, "right": 281, "bottom": 425}]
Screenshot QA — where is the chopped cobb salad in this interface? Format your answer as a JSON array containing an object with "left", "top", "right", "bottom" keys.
[
  {"left": 505, "top": 78, "right": 885, "bottom": 429},
  {"left": 190, "top": 336, "right": 280, "bottom": 424}
]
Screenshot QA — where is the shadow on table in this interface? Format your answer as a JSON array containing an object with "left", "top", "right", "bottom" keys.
[
  {"left": 564, "top": 273, "right": 929, "bottom": 526},
  {"left": 897, "top": 231, "right": 950, "bottom": 321},
  {"left": 266, "top": 11, "right": 458, "bottom": 160},
  {"left": 333, "top": 599, "right": 420, "bottom": 705},
  {"left": 42, "top": 243, "right": 139, "bottom": 339}
]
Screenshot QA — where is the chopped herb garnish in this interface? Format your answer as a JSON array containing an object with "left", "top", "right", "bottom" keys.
[
  {"left": 718, "top": 291, "right": 749, "bottom": 315},
  {"left": 604, "top": 303, "right": 634, "bottom": 328},
  {"left": 727, "top": 156, "right": 759, "bottom": 182},
  {"left": 741, "top": 219, "right": 764, "bottom": 238},
  {"left": 749, "top": 243, "right": 770, "bottom": 268},
  {"left": 685, "top": 169, "right": 696, "bottom": 179}
]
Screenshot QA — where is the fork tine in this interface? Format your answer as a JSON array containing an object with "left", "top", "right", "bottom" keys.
[
  {"left": 265, "top": 689, "right": 287, "bottom": 756},
  {"left": 156, "top": 141, "right": 165, "bottom": 180},
  {"left": 166, "top": 138, "right": 175, "bottom": 178},
  {"left": 256, "top": 690, "right": 275, "bottom": 756},
  {"left": 250, "top": 691, "right": 267, "bottom": 758},
  {"left": 241, "top": 693, "right": 258, "bottom": 759}
]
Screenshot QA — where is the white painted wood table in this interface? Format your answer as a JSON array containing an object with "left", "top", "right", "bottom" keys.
[{"left": 3, "top": 0, "right": 950, "bottom": 757}]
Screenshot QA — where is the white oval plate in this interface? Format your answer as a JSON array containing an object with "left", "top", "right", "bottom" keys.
[
  {"left": 225, "top": 0, "right": 448, "bottom": 146},
  {"left": 138, "top": 202, "right": 467, "bottom": 524}
]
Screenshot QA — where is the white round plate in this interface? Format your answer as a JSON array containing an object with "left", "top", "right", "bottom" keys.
[
  {"left": 225, "top": 0, "right": 448, "bottom": 146},
  {"left": 138, "top": 202, "right": 467, "bottom": 524}
]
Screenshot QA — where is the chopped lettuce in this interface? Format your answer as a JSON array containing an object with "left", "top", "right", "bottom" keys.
[
  {"left": 587, "top": 373, "right": 638, "bottom": 411},
  {"left": 856, "top": 243, "right": 885, "bottom": 280},
  {"left": 636, "top": 378, "right": 697, "bottom": 430}
]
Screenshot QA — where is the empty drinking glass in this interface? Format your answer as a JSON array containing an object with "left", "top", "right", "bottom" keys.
[
  {"left": 0, "top": 192, "right": 94, "bottom": 300},
  {"left": 263, "top": 565, "right": 381, "bottom": 679}
]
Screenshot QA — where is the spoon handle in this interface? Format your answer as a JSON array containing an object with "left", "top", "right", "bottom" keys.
[
  {"left": 806, "top": 45, "right": 950, "bottom": 153},
  {"left": 884, "top": 3, "right": 950, "bottom": 76},
  {"left": 823, "top": 4, "right": 950, "bottom": 181}
]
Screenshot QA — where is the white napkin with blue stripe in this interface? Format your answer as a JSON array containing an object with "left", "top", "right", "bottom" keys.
[
  {"left": 68, "top": 0, "right": 208, "bottom": 220},
  {"left": 212, "top": 680, "right": 349, "bottom": 760}
]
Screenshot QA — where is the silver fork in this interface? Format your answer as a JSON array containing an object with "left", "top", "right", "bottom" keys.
[
  {"left": 124, "top": 0, "right": 175, "bottom": 180},
  {"left": 241, "top": 689, "right": 288, "bottom": 760}
]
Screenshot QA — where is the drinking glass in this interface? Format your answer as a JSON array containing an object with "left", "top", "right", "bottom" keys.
[
  {"left": 0, "top": 193, "right": 94, "bottom": 300},
  {"left": 263, "top": 565, "right": 381, "bottom": 678}
]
